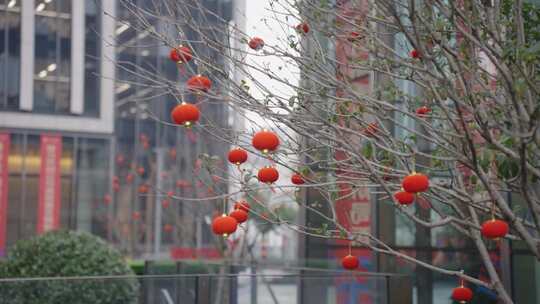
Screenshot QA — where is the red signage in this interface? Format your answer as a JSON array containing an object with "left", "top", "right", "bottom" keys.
[
  {"left": 0, "top": 133, "right": 10, "bottom": 256},
  {"left": 37, "top": 135, "right": 62, "bottom": 234}
]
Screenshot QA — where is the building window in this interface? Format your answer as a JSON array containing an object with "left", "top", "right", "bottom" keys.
[
  {"left": 84, "top": 0, "right": 100, "bottom": 117},
  {"left": 0, "top": 0, "right": 21, "bottom": 110},
  {"left": 33, "top": 0, "right": 71, "bottom": 114}
]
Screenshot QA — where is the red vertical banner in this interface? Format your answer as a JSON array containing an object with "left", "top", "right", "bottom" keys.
[
  {"left": 0, "top": 133, "right": 10, "bottom": 256},
  {"left": 37, "top": 135, "right": 62, "bottom": 234}
]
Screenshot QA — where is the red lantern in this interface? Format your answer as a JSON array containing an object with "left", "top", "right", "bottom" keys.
[
  {"left": 394, "top": 190, "right": 415, "bottom": 205},
  {"left": 341, "top": 255, "right": 359, "bottom": 270},
  {"left": 137, "top": 166, "right": 145, "bottom": 176},
  {"left": 171, "top": 102, "right": 200, "bottom": 127},
  {"left": 296, "top": 22, "right": 310, "bottom": 34},
  {"left": 364, "top": 122, "right": 379, "bottom": 137},
  {"left": 104, "top": 194, "right": 112, "bottom": 205},
  {"left": 410, "top": 49, "right": 420, "bottom": 59},
  {"left": 248, "top": 37, "right": 265, "bottom": 51},
  {"left": 161, "top": 199, "right": 170, "bottom": 209},
  {"left": 234, "top": 201, "right": 250, "bottom": 212},
  {"left": 451, "top": 285, "right": 473, "bottom": 303},
  {"left": 228, "top": 148, "right": 248, "bottom": 165},
  {"left": 132, "top": 211, "right": 141, "bottom": 221},
  {"left": 169, "top": 45, "right": 193, "bottom": 63},
  {"left": 126, "top": 173, "right": 134, "bottom": 183},
  {"left": 347, "top": 31, "right": 362, "bottom": 42},
  {"left": 481, "top": 219, "right": 509, "bottom": 239},
  {"left": 212, "top": 214, "right": 238, "bottom": 236},
  {"left": 252, "top": 130, "right": 280, "bottom": 153},
  {"left": 402, "top": 173, "right": 429, "bottom": 193},
  {"left": 230, "top": 209, "right": 248, "bottom": 224},
  {"left": 416, "top": 106, "right": 431, "bottom": 116},
  {"left": 258, "top": 166, "right": 279, "bottom": 184},
  {"left": 138, "top": 184, "right": 149, "bottom": 194},
  {"left": 187, "top": 75, "right": 212, "bottom": 92},
  {"left": 291, "top": 173, "right": 305, "bottom": 185},
  {"left": 164, "top": 224, "right": 174, "bottom": 232}
]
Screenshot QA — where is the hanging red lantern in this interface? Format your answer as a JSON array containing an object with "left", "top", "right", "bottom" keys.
[
  {"left": 410, "top": 49, "right": 421, "bottom": 59},
  {"left": 341, "top": 255, "right": 359, "bottom": 270},
  {"left": 171, "top": 102, "right": 200, "bottom": 127},
  {"left": 230, "top": 209, "right": 248, "bottom": 224},
  {"left": 291, "top": 173, "right": 305, "bottom": 185},
  {"left": 364, "top": 122, "right": 379, "bottom": 137},
  {"left": 228, "top": 148, "right": 248, "bottom": 165},
  {"left": 416, "top": 106, "right": 431, "bottom": 116},
  {"left": 394, "top": 190, "right": 415, "bottom": 205},
  {"left": 402, "top": 172, "right": 429, "bottom": 193},
  {"left": 481, "top": 219, "right": 509, "bottom": 239},
  {"left": 234, "top": 201, "right": 250, "bottom": 212},
  {"left": 248, "top": 37, "right": 265, "bottom": 51},
  {"left": 347, "top": 31, "right": 362, "bottom": 42},
  {"left": 132, "top": 211, "right": 141, "bottom": 221},
  {"left": 296, "top": 22, "right": 310, "bottom": 34},
  {"left": 187, "top": 75, "right": 212, "bottom": 92},
  {"left": 212, "top": 214, "right": 238, "bottom": 237},
  {"left": 126, "top": 173, "right": 134, "bottom": 183},
  {"left": 116, "top": 154, "right": 125, "bottom": 165},
  {"left": 252, "top": 130, "right": 280, "bottom": 153},
  {"left": 104, "top": 194, "right": 112, "bottom": 205},
  {"left": 169, "top": 45, "right": 193, "bottom": 64},
  {"left": 138, "top": 184, "right": 149, "bottom": 194},
  {"left": 451, "top": 285, "right": 473, "bottom": 303},
  {"left": 137, "top": 166, "right": 145, "bottom": 176},
  {"left": 161, "top": 199, "right": 170, "bottom": 209},
  {"left": 258, "top": 166, "right": 279, "bottom": 184},
  {"left": 164, "top": 224, "right": 174, "bottom": 232}
]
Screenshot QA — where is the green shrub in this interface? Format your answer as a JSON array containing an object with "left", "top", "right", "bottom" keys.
[{"left": 0, "top": 230, "right": 139, "bottom": 304}]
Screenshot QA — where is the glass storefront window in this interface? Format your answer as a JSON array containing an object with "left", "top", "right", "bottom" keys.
[
  {"left": 84, "top": 0, "right": 100, "bottom": 117},
  {"left": 33, "top": 0, "right": 71, "bottom": 114},
  {"left": 0, "top": 0, "right": 21, "bottom": 110}
]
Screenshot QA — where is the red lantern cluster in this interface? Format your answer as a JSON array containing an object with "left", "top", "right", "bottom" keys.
[
  {"left": 291, "top": 173, "right": 305, "bottom": 185},
  {"left": 252, "top": 130, "right": 280, "bottom": 153},
  {"left": 169, "top": 45, "right": 193, "bottom": 64},
  {"left": 341, "top": 255, "right": 359, "bottom": 270},
  {"left": 230, "top": 209, "right": 248, "bottom": 224},
  {"left": 481, "top": 219, "right": 509, "bottom": 239},
  {"left": 234, "top": 201, "right": 250, "bottom": 213},
  {"left": 416, "top": 106, "right": 430, "bottom": 116},
  {"left": 296, "top": 22, "right": 310, "bottom": 34},
  {"left": 212, "top": 214, "right": 238, "bottom": 237},
  {"left": 394, "top": 190, "right": 415, "bottom": 206},
  {"left": 258, "top": 166, "right": 279, "bottom": 184},
  {"left": 248, "top": 37, "right": 265, "bottom": 51},
  {"left": 187, "top": 75, "right": 212, "bottom": 92},
  {"left": 410, "top": 49, "right": 421, "bottom": 59},
  {"left": 171, "top": 102, "right": 200, "bottom": 127},
  {"left": 451, "top": 285, "right": 473, "bottom": 303},
  {"left": 402, "top": 172, "right": 429, "bottom": 193},
  {"left": 228, "top": 148, "right": 248, "bottom": 165}
]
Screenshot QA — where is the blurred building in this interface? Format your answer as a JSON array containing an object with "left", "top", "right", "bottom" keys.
[{"left": 0, "top": 0, "right": 240, "bottom": 260}]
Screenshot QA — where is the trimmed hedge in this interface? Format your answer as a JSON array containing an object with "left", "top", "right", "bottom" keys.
[{"left": 0, "top": 230, "right": 139, "bottom": 304}]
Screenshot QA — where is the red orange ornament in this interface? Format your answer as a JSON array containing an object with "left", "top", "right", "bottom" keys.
[
  {"left": 394, "top": 190, "right": 415, "bottom": 205},
  {"left": 258, "top": 166, "right": 279, "bottom": 184},
  {"left": 451, "top": 285, "right": 473, "bottom": 303},
  {"left": 161, "top": 199, "right": 170, "bottom": 209},
  {"left": 410, "top": 49, "right": 420, "bottom": 59},
  {"left": 291, "top": 173, "right": 305, "bottom": 185},
  {"left": 296, "top": 22, "right": 310, "bottom": 34},
  {"left": 230, "top": 209, "right": 248, "bottom": 224},
  {"left": 228, "top": 148, "right": 248, "bottom": 165},
  {"left": 252, "top": 130, "right": 280, "bottom": 153},
  {"left": 402, "top": 173, "right": 429, "bottom": 193},
  {"left": 481, "top": 219, "right": 509, "bottom": 239},
  {"left": 341, "top": 255, "right": 359, "bottom": 270},
  {"left": 187, "top": 75, "right": 212, "bottom": 92},
  {"left": 171, "top": 102, "right": 200, "bottom": 127},
  {"left": 169, "top": 45, "right": 193, "bottom": 64},
  {"left": 248, "top": 37, "right": 265, "bottom": 51},
  {"left": 234, "top": 201, "right": 250, "bottom": 212},
  {"left": 212, "top": 214, "right": 238, "bottom": 237}
]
